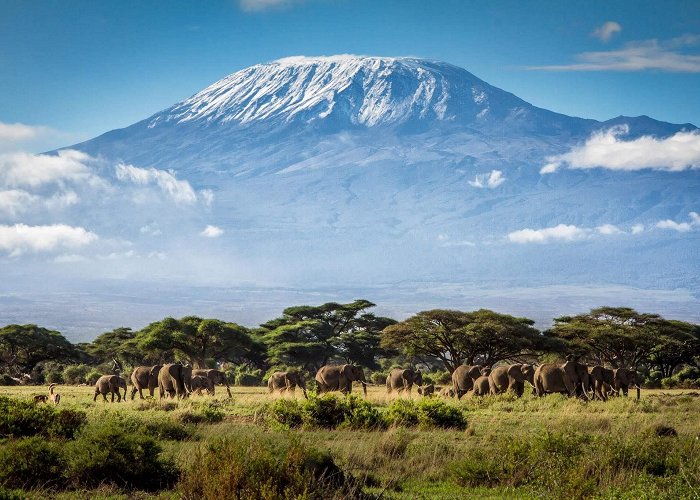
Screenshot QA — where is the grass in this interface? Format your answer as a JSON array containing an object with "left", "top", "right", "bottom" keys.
[{"left": 1, "top": 385, "right": 699, "bottom": 498}]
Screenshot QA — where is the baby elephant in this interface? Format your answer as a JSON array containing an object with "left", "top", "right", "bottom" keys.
[{"left": 93, "top": 374, "right": 123, "bottom": 402}]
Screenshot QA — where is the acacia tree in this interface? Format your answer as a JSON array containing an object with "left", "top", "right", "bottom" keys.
[
  {"left": 260, "top": 299, "right": 395, "bottom": 371},
  {"left": 86, "top": 327, "right": 156, "bottom": 368},
  {"left": 381, "top": 309, "right": 549, "bottom": 372},
  {"left": 135, "top": 316, "right": 265, "bottom": 369},
  {"left": 545, "top": 307, "right": 686, "bottom": 369},
  {"left": 0, "top": 324, "right": 77, "bottom": 376}
]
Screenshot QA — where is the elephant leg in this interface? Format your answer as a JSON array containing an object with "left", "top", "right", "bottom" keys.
[
  {"left": 93, "top": 391, "right": 98, "bottom": 402},
  {"left": 102, "top": 392, "right": 108, "bottom": 402},
  {"left": 130, "top": 386, "right": 137, "bottom": 400}
]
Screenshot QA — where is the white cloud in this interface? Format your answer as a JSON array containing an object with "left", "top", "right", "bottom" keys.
[
  {"left": 656, "top": 220, "right": 692, "bottom": 232},
  {"left": 201, "top": 225, "right": 224, "bottom": 238},
  {"left": 655, "top": 211, "right": 700, "bottom": 232},
  {"left": 0, "top": 189, "right": 79, "bottom": 216},
  {"left": 468, "top": 169, "right": 506, "bottom": 189},
  {"left": 0, "top": 223, "right": 98, "bottom": 257},
  {"left": 115, "top": 163, "right": 197, "bottom": 204},
  {"left": 239, "top": 0, "right": 302, "bottom": 12},
  {"left": 0, "top": 190, "right": 37, "bottom": 216},
  {"left": 541, "top": 126, "right": 700, "bottom": 174},
  {"left": 528, "top": 35, "right": 700, "bottom": 72},
  {"left": 0, "top": 122, "right": 45, "bottom": 142},
  {"left": 508, "top": 224, "right": 588, "bottom": 244},
  {"left": 200, "top": 189, "right": 215, "bottom": 207},
  {"left": 631, "top": 224, "right": 645, "bottom": 234},
  {"left": 596, "top": 224, "right": 623, "bottom": 235},
  {"left": 0, "top": 149, "right": 94, "bottom": 188},
  {"left": 591, "top": 21, "right": 622, "bottom": 43},
  {"left": 139, "top": 223, "right": 162, "bottom": 236}
]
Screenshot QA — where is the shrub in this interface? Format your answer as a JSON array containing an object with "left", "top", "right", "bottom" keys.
[
  {"left": 143, "top": 418, "right": 195, "bottom": 441},
  {"left": 0, "top": 374, "right": 17, "bottom": 386},
  {"left": 45, "top": 370, "right": 64, "bottom": 384},
  {"left": 85, "top": 369, "right": 102, "bottom": 385},
  {"left": 178, "top": 434, "right": 357, "bottom": 499},
  {"left": 303, "top": 395, "right": 351, "bottom": 428},
  {"left": 370, "top": 372, "right": 387, "bottom": 385},
  {"left": 343, "top": 395, "right": 387, "bottom": 430},
  {"left": 63, "top": 419, "right": 178, "bottom": 491},
  {"left": 0, "top": 397, "right": 86, "bottom": 439},
  {"left": 236, "top": 371, "right": 263, "bottom": 386},
  {"left": 416, "top": 399, "right": 467, "bottom": 430},
  {"left": 268, "top": 399, "right": 304, "bottom": 428},
  {"left": 0, "top": 437, "right": 63, "bottom": 489},
  {"left": 62, "top": 364, "right": 90, "bottom": 385},
  {"left": 386, "top": 399, "right": 419, "bottom": 427}
]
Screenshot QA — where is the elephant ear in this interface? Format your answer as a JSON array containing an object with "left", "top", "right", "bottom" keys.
[{"left": 342, "top": 364, "right": 353, "bottom": 378}]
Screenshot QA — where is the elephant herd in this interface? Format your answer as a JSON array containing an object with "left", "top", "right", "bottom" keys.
[
  {"left": 443, "top": 361, "right": 641, "bottom": 401},
  {"left": 91, "top": 360, "right": 641, "bottom": 403},
  {"left": 92, "top": 363, "right": 232, "bottom": 402}
]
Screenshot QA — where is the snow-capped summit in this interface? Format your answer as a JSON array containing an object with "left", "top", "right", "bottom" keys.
[{"left": 148, "top": 55, "right": 535, "bottom": 129}]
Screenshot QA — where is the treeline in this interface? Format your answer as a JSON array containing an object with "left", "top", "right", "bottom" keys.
[{"left": 1, "top": 301, "right": 699, "bottom": 388}]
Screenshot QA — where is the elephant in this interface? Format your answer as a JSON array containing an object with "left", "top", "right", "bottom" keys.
[
  {"left": 417, "top": 383, "right": 435, "bottom": 396},
  {"left": 267, "top": 371, "right": 308, "bottom": 398},
  {"left": 613, "top": 368, "right": 641, "bottom": 399},
  {"left": 191, "top": 369, "right": 232, "bottom": 398},
  {"left": 472, "top": 368, "right": 492, "bottom": 397},
  {"left": 130, "top": 365, "right": 162, "bottom": 400},
  {"left": 190, "top": 375, "right": 215, "bottom": 395},
  {"left": 521, "top": 364, "right": 536, "bottom": 387},
  {"left": 157, "top": 363, "right": 192, "bottom": 399},
  {"left": 315, "top": 364, "right": 367, "bottom": 396},
  {"left": 534, "top": 361, "right": 590, "bottom": 398},
  {"left": 489, "top": 364, "right": 527, "bottom": 396},
  {"left": 116, "top": 376, "right": 128, "bottom": 402},
  {"left": 451, "top": 365, "right": 483, "bottom": 399},
  {"left": 93, "top": 374, "right": 123, "bottom": 402},
  {"left": 587, "top": 366, "right": 615, "bottom": 401},
  {"left": 386, "top": 368, "right": 423, "bottom": 395}
]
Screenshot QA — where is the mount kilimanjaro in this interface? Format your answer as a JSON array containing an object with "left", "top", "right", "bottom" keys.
[{"left": 12, "top": 55, "right": 697, "bottom": 338}]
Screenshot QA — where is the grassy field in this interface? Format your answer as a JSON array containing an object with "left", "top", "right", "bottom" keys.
[{"left": 1, "top": 384, "right": 699, "bottom": 499}]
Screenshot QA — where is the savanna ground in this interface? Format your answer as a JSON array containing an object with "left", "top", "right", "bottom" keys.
[{"left": 1, "top": 385, "right": 699, "bottom": 499}]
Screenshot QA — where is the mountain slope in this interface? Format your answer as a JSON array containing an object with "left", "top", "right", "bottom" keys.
[{"left": 55, "top": 55, "right": 699, "bottom": 293}]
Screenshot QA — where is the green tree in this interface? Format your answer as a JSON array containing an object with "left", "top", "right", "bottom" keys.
[
  {"left": 381, "top": 309, "right": 548, "bottom": 372},
  {"left": 0, "top": 324, "right": 77, "bottom": 376},
  {"left": 134, "top": 316, "right": 264, "bottom": 369},
  {"left": 86, "top": 327, "right": 152, "bottom": 368},
  {"left": 545, "top": 307, "right": 686, "bottom": 369},
  {"left": 260, "top": 299, "right": 395, "bottom": 371}
]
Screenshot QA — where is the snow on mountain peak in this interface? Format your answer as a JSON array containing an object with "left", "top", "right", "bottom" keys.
[{"left": 150, "top": 55, "right": 515, "bottom": 129}]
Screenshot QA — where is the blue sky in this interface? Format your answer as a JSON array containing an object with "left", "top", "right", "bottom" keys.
[{"left": 1, "top": 0, "right": 700, "bottom": 150}]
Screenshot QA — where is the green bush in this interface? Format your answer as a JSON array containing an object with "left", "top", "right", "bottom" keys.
[
  {"left": 370, "top": 372, "right": 387, "bottom": 385},
  {"left": 178, "top": 434, "right": 357, "bottom": 499},
  {"left": 62, "top": 364, "right": 90, "bottom": 385},
  {"left": 236, "top": 370, "right": 263, "bottom": 386},
  {"left": 343, "top": 395, "right": 387, "bottom": 430},
  {"left": 303, "top": 395, "right": 351, "bottom": 428},
  {"left": 416, "top": 399, "right": 467, "bottom": 430},
  {"left": 0, "top": 374, "right": 17, "bottom": 386},
  {"left": 63, "top": 419, "right": 178, "bottom": 491},
  {"left": 386, "top": 399, "right": 419, "bottom": 427},
  {"left": 0, "top": 397, "right": 86, "bottom": 439},
  {"left": 45, "top": 370, "right": 64, "bottom": 384},
  {"left": 0, "top": 437, "right": 63, "bottom": 489},
  {"left": 85, "top": 369, "right": 102, "bottom": 385},
  {"left": 268, "top": 399, "right": 304, "bottom": 428}
]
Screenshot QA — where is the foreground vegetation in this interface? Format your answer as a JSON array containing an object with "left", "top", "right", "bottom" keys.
[{"left": 1, "top": 385, "right": 699, "bottom": 499}]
